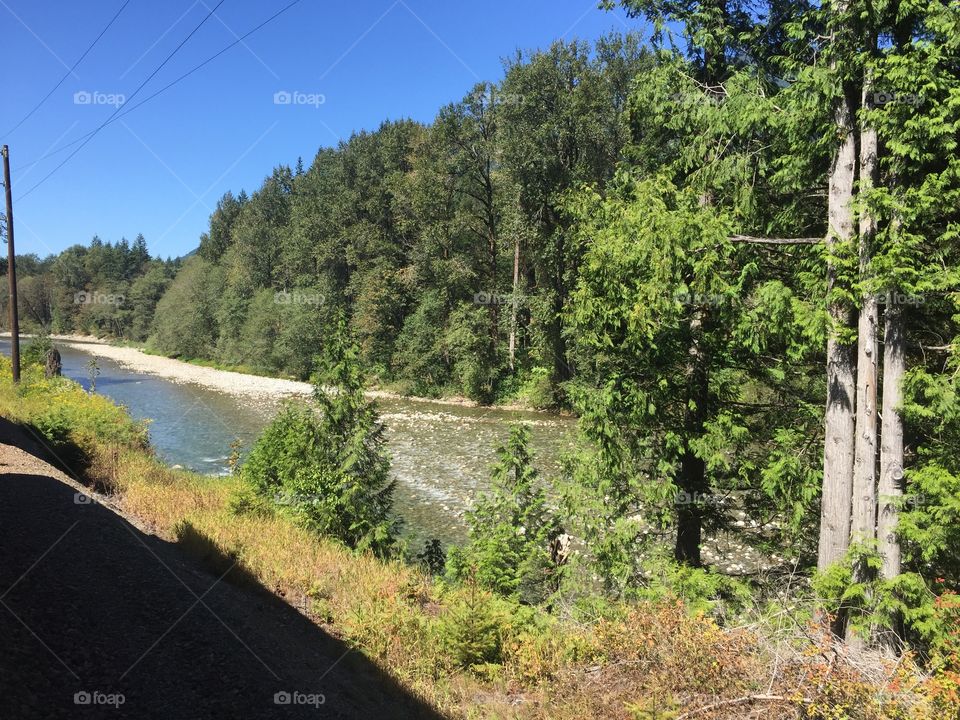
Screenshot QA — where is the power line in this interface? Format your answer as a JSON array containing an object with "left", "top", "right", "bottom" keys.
[
  {"left": 15, "top": 0, "right": 303, "bottom": 174},
  {"left": 3, "top": 0, "right": 134, "bottom": 138},
  {"left": 17, "top": 0, "right": 228, "bottom": 201}
]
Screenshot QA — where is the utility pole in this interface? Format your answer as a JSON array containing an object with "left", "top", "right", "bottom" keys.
[{"left": 2, "top": 145, "right": 20, "bottom": 382}]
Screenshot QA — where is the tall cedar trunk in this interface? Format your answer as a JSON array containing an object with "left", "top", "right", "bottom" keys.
[
  {"left": 878, "top": 294, "right": 905, "bottom": 650},
  {"left": 847, "top": 68, "right": 880, "bottom": 647},
  {"left": 675, "top": 307, "right": 708, "bottom": 566},
  {"left": 509, "top": 234, "right": 520, "bottom": 371},
  {"left": 819, "top": 42, "right": 859, "bottom": 578},
  {"left": 851, "top": 74, "right": 879, "bottom": 547}
]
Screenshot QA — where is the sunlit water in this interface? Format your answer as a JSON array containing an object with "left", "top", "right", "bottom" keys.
[{"left": 0, "top": 339, "right": 575, "bottom": 548}]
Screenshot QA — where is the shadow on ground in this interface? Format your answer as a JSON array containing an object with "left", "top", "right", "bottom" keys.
[{"left": 0, "top": 417, "right": 445, "bottom": 719}]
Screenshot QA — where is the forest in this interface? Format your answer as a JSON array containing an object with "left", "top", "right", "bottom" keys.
[{"left": 5, "top": 0, "right": 960, "bottom": 688}]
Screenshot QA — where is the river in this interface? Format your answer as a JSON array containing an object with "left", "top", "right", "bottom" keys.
[{"left": 0, "top": 339, "right": 576, "bottom": 549}]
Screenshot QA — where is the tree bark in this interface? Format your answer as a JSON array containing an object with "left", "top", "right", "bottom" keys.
[
  {"left": 509, "top": 233, "right": 520, "bottom": 371},
  {"left": 675, "top": 307, "right": 709, "bottom": 567},
  {"left": 877, "top": 293, "right": 905, "bottom": 651},
  {"left": 818, "top": 74, "right": 858, "bottom": 576},
  {"left": 847, "top": 69, "right": 880, "bottom": 647}
]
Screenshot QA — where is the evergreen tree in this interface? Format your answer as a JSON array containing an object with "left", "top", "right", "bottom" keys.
[{"left": 447, "top": 425, "right": 560, "bottom": 603}]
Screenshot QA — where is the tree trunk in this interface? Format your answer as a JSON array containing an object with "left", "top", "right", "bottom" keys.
[
  {"left": 675, "top": 308, "right": 709, "bottom": 566},
  {"left": 877, "top": 293, "right": 905, "bottom": 651},
  {"left": 847, "top": 70, "right": 880, "bottom": 647},
  {"left": 509, "top": 234, "right": 520, "bottom": 371},
  {"left": 818, "top": 76, "right": 858, "bottom": 576}
]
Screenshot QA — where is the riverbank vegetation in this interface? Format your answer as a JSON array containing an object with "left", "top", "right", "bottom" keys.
[{"left": 3, "top": 355, "right": 955, "bottom": 719}]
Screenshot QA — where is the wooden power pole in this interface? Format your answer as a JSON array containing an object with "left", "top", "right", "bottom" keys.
[{"left": 2, "top": 145, "right": 20, "bottom": 382}]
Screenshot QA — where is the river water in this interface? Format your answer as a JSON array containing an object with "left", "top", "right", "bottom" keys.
[{"left": 1, "top": 339, "right": 575, "bottom": 548}]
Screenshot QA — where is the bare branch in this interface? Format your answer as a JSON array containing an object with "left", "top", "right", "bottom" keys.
[
  {"left": 676, "top": 694, "right": 811, "bottom": 720},
  {"left": 731, "top": 234, "right": 823, "bottom": 245}
]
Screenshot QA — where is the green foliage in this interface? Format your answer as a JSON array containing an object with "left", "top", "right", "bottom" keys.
[
  {"left": 417, "top": 538, "right": 446, "bottom": 576},
  {"left": 240, "top": 327, "right": 397, "bottom": 556},
  {"left": 0, "top": 357, "right": 149, "bottom": 455},
  {"left": 564, "top": 172, "right": 822, "bottom": 580},
  {"left": 21, "top": 333, "right": 53, "bottom": 368},
  {"left": 5, "top": 234, "right": 171, "bottom": 339},
  {"left": 150, "top": 256, "right": 224, "bottom": 359},
  {"left": 12, "top": 0, "right": 960, "bottom": 684},
  {"left": 435, "top": 581, "right": 511, "bottom": 670},
  {"left": 447, "top": 425, "right": 560, "bottom": 604}
]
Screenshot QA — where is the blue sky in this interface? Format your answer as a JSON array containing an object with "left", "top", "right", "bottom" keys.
[{"left": 1, "top": 0, "right": 638, "bottom": 260}]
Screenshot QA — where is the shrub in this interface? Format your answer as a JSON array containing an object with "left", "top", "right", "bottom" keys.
[
  {"left": 240, "top": 327, "right": 397, "bottom": 555},
  {"left": 446, "top": 425, "right": 561, "bottom": 604},
  {"left": 436, "top": 582, "right": 510, "bottom": 670},
  {"left": 417, "top": 538, "right": 446, "bottom": 575},
  {"left": 22, "top": 333, "right": 54, "bottom": 368}
]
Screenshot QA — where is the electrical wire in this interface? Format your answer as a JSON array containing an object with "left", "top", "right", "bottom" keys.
[
  {"left": 3, "top": 0, "right": 134, "bottom": 138},
  {"left": 17, "top": 0, "right": 228, "bottom": 201},
  {"left": 15, "top": 0, "right": 303, "bottom": 174}
]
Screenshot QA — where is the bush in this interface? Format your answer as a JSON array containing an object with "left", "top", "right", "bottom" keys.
[
  {"left": 417, "top": 538, "right": 446, "bottom": 575},
  {"left": 445, "top": 304, "right": 503, "bottom": 403},
  {"left": 513, "top": 367, "right": 555, "bottom": 409},
  {"left": 240, "top": 328, "right": 397, "bottom": 555},
  {"left": 22, "top": 333, "right": 54, "bottom": 368},
  {"left": 447, "top": 425, "right": 561, "bottom": 604},
  {"left": 436, "top": 583, "right": 510, "bottom": 669}
]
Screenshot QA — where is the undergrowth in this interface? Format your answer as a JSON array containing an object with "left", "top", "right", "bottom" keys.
[{"left": 0, "top": 357, "right": 950, "bottom": 720}]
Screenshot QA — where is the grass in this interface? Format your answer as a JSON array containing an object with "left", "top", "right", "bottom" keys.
[{"left": 0, "top": 357, "right": 950, "bottom": 720}]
